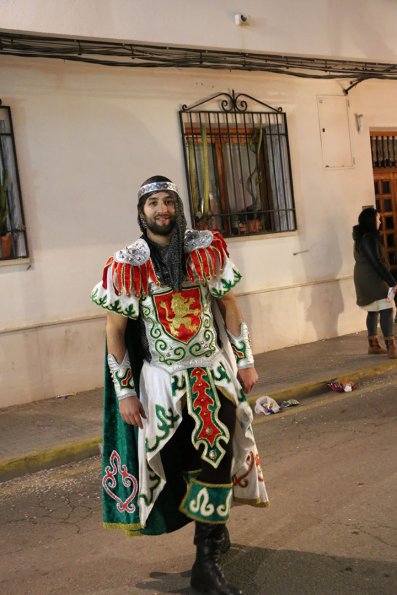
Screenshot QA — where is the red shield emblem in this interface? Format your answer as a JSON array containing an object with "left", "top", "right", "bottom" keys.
[{"left": 154, "top": 288, "right": 202, "bottom": 344}]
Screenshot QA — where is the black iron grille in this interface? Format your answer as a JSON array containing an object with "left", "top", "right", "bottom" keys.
[
  {"left": 371, "top": 134, "right": 397, "bottom": 168},
  {"left": 179, "top": 91, "right": 296, "bottom": 238},
  {"left": 0, "top": 103, "right": 29, "bottom": 260}
]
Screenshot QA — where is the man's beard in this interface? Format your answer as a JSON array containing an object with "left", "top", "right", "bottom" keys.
[{"left": 145, "top": 216, "right": 176, "bottom": 236}]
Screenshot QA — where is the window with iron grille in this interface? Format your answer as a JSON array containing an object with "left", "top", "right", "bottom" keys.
[
  {"left": 179, "top": 91, "right": 296, "bottom": 238},
  {"left": 0, "top": 102, "right": 29, "bottom": 261},
  {"left": 370, "top": 132, "right": 397, "bottom": 168}
]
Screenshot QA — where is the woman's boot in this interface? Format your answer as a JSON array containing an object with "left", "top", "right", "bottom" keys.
[
  {"left": 190, "top": 522, "right": 242, "bottom": 595},
  {"left": 367, "top": 336, "right": 387, "bottom": 354},
  {"left": 385, "top": 337, "right": 397, "bottom": 359}
]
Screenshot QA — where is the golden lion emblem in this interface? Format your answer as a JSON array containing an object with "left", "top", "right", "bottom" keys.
[{"left": 160, "top": 293, "right": 200, "bottom": 337}]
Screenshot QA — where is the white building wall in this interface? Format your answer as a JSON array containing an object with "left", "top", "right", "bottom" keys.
[
  {"left": 1, "top": 0, "right": 397, "bottom": 62},
  {"left": 0, "top": 56, "right": 386, "bottom": 407},
  {"left": 1, "top": 1, "right": 397, "bottom": 407}
]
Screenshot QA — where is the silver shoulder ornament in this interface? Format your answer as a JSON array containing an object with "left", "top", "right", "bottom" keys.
[
  {"left": 103, "top": 238, "right": 159, "bottom": 298},
  {"left": 184, "top": 229, "right": 214, "bottom": 253},
  {"left": 184, "top": 229, "right": 229, "bottom": 284},
  {"left": 114, "top": 238, "right": 150, "bottom": 265}
]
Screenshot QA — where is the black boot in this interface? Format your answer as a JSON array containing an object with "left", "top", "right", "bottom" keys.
[
  {"left": 190, "top": 522, "right": 243, "bottom": 595},
  {"left": 218, "top": 525, "right": 231, "bottom": 554}
]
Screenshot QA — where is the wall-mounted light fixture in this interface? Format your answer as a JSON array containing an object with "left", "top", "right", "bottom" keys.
[
  {"left": 235, "top": 14, "right": 249, "bottom": 25},
  {"left": 355, "top": 113, "right": 364, "bottom": 133}
]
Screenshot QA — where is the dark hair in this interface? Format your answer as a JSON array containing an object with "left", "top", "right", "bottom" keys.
[
  {"left": 141, "top": 175, "right": 171, "bottom": 186},
  {"left": 358, "top": 207, "right": 378, "bottom": 234}
]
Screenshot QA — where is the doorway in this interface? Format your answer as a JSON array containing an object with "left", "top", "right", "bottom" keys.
[{"left": 370, "top": 132, "right": 397, "bottom": 275}]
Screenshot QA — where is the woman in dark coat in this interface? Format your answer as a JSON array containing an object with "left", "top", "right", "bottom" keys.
[{"left": 353, "top": 207, "right": 397, "bottom": 358}]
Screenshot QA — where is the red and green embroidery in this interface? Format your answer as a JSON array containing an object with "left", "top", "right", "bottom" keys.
[
  {"left": 114, "top": 367, "right": 135, "bottom": 392},
  {"left": 102, "top": 450, "right": 138, "bottom": 514},
  {"left": 230, "top": 341, "right": 247, "bottom": 362},
  {"left": 233, "top": 450, "right": 264, "bottom": 488},
  {"left": 187, "top": 367, "right": 230, "bottom": 467},
  {"left": 142, "top": 288, "right": 216, "bottom": 366},
  {"left": 153, "top": 287, "right": 202, "bottom": 344}
]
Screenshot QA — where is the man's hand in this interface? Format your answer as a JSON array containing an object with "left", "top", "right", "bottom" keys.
[
  {"left": 119, "top": 396, "right": 147, "bottom": 428},
  {"left": 237, "top": 367, "right": 259, "bottom": 394}
]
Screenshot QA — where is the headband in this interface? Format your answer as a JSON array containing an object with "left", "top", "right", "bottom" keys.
[{"left": 137, "top": 181, "right": 179, "bottom": 200}]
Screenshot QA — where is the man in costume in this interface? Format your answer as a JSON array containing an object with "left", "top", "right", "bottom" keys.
[{"left": 91, "top": 175, "right": 268, "bottom": 595}]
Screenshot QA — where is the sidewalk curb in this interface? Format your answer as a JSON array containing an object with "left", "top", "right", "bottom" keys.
[
  {"left": 0, "top": 436, "right": 102, "bottom": 483},
  {"left": 1, "top": 358, "right": 396, "bottom": 483},
  {"left": 247, "top": 358, "right": 397, "bottom": 406}
]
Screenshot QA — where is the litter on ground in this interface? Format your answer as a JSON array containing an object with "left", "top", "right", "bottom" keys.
[
  {"left": 255, "top": 396, "right": 300, "bottom": 416},
  {"left": 327, "top": 380, "right": 357, "bottom": 393}
]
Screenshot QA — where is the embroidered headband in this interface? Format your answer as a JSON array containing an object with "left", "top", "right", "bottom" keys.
[{"left": 137, "top": 181, "right": 179, "bottom": 200}]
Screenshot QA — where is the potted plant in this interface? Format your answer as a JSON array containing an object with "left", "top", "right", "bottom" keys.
[
  {"left": 0, "top": 169, "right": 11, "bottom": 258},
  {"left": 239, "top": 204, "right": 263, "bottom": 233}
]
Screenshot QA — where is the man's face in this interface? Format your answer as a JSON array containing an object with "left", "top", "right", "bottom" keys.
[{"left": 141, "top": 191, "right": 177, "bottom": 238}]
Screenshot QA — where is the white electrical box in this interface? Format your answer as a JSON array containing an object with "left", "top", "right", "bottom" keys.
[{"left": 317, "top": 95, "right": 354, "bottom": 168}]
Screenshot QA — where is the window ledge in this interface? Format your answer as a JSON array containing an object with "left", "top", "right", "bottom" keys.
[
  {"left": 0, "top": 257, "right": 31, "bottom": 270},
  {"left": 226, "top": 230, "right": 298, "bottom": 243}
]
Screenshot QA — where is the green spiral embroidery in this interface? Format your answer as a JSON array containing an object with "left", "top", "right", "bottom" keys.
[
  {"left": 139, "top": 468, "right": 161, "bottom": 506},
  {"left": 189, "top": 330, "right": 216, "bottom": 357},
  {"left": 202, "top": 316, "right": 211, "bottom": 329},
  {"left": 155, "top": 341, "right": 186, "bottom": 365},
  {"left": 145, "top": 405, "right": 180, "bottom": 453},
  {"left": 142, "top": 302, "right": 162, "bottom": 340},
  {"left": 204, "top": 327, "right": 215, "bottom": 344},
  {"left": 211, "top": 361, "right": 232, "bottom": 383},
  {"left": 171, "top": 374, "right": 187, "bottom": 396},
  {"left": 141, "top": 303, "right": 151, "bottom": 317}
]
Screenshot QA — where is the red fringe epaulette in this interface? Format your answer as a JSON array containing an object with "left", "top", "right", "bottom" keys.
[
  {"left": 102, "top": 256, "right": 160, "bottom": 298},
  {"left": 185, "top": 230, "right": 229, "bottom": 283}
]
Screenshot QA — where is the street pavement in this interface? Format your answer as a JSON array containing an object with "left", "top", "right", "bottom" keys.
[
  {"left": 1, "top": 329, "right": 397, "bottom": 481},
  {"left": 0, "top": 369, "right": 396, "bottom": 594}
]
